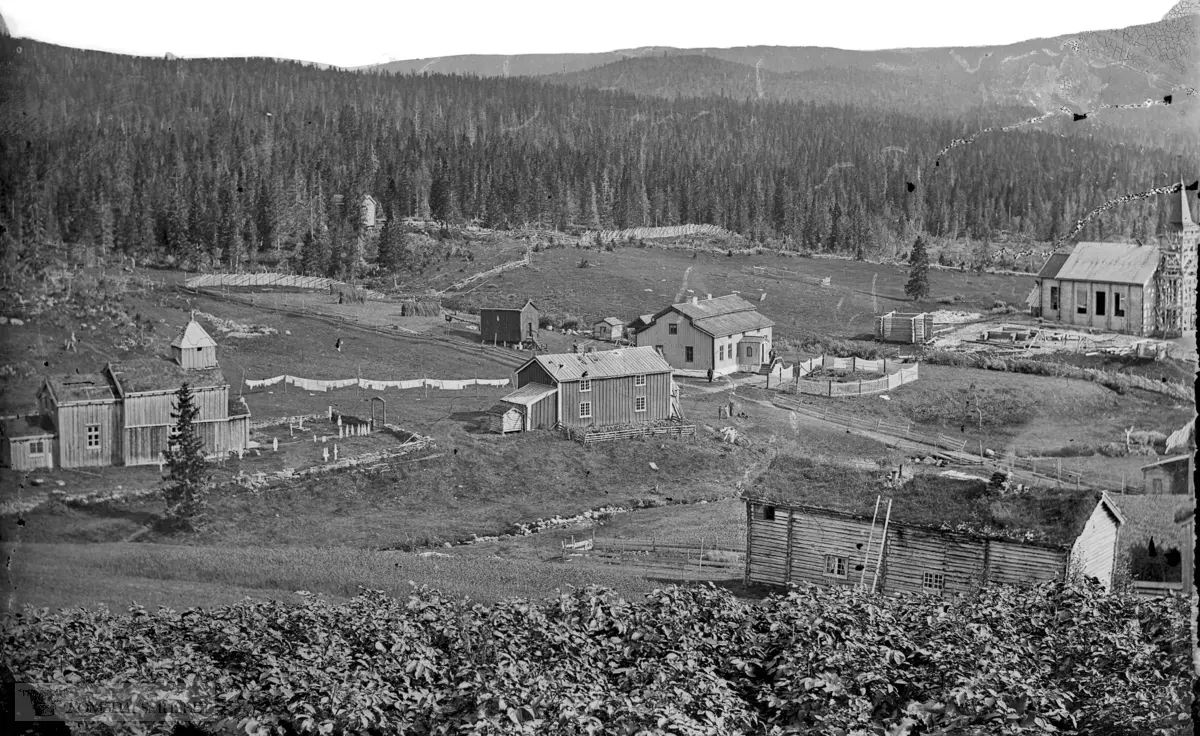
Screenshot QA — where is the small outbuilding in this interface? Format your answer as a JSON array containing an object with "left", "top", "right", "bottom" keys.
[
  {"left": 592, "top": 317, "right": 624, "bottom": 341},
  {"left": 484, "top": 403, "right": 524, "bottom": 434},
  {"left": 480, "top": 299, "right": 540, "bottom": 346},
  {"left": 493, "top": 383, "right": 559, "bottom": 432},
  {"left": 0, "top": 415, "right": 58, "bottom": 471},
  {"left": 875, "top": 312, "right": 935, "bottom": 344},
  {"left": 1140, "top": 455, "right": 1193, "bottom": 495},
  {"left": 170, "top": 320, "right": 218, "bottom": 370}
]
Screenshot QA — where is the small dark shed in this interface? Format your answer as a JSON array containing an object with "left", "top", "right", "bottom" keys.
[{"left": 480, "top": 300, "right": 539, "bottom": 345}]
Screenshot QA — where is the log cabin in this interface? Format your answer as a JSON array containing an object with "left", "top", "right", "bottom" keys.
[{"left": 744, "top": 464, "right": 1126, "bottom": 595}]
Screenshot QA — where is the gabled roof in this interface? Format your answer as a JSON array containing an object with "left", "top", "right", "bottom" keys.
[
  {"left": 520, "top": 346, "right": 672, "bottom": 382},
  {"left": 1054, "top": 242, "right": 1160, "bottom": 285},
  {"left": 107, "top": 359, "right": 227, "bottom": 395},
  {"left": 1110, "top": 494, "right": 1194, "bottom": 554},
  {"left": 481, "top": 299, "right": 538, "bottom": 313},
  {"left": 1036, "top": 252, "right": 1071, "bottom": 280},
  {"left": 693, "top": 310, "right": 775, "bottom": 338},
  {"left": 500, "top": 383, "right": 558, "bottom": 406},
  {"left": 672, "top": 294, "right": 757, "bottom": 320},
  {"left": 170, "top": 320, "right": 217, "bottom": 350},
  {"left": 43, "top": 373, "right": 118, "bottom": 404},
  {"left": 594, "top": 317, "right": 624, "bottom": 327}
]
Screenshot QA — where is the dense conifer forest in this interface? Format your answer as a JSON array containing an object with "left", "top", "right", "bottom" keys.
[{"left": 1, "top": 38, "right": 1194, "bottom": 277}]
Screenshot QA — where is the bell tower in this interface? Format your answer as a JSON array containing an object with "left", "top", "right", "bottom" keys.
[{"left": 1155, "top": 183, "right": 1199, "bottom": 336}]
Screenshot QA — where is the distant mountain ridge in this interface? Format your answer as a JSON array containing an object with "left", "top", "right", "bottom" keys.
[{"left": 366, "top": 8, "right": 1199, "bottom": 129}]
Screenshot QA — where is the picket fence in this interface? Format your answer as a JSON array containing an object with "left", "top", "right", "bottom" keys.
[
  {"left": 780, "top": 355, "right": 920, "bottom": 398},
  {"left": 186, "top": 272, "right": 386, "bottom": 299}
]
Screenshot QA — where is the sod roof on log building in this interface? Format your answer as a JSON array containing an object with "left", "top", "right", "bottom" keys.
[
  {"left": 107, "top": 359, "right": 227, "bottom": 395},
  {"left": 751, "top": 455, "right": 1102, "bottom": 547},
  {"left": 43, "top": 372, "right": 119, "bottom": 404}
]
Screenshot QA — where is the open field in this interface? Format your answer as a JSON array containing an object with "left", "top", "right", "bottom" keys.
[{"left": 2, "top": 243, "right": 1194, "bottom": 614}]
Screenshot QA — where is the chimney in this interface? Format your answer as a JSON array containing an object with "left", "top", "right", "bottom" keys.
[{"left": 691, "top": 296, "right": 699, "bottom": 305}]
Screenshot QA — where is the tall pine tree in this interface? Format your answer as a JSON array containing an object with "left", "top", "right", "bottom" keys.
[
  {"left": 162, "top": 382, "right": 210, "bottom": 530},
  {"left": 904, "top": 236, "right": 931, "bottom": 300}
]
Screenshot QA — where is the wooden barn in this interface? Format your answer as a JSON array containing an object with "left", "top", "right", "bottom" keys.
[
  {"left": 631, "top": 295, "right": 773, "bottom": 376},
  {"left": 1140, "top": 455, "right": 1193, "bottom": 495},
  {"left": 12, "top": 320, "right": 251, "bottom": 470},
  {"left": 480, "top": 299, "right": 540, "bottom": 346},
  {"left": 171, "top": 320, "right": 218, "bottom": 369},
  {"left": 744, "top": 488, "right": 1126, "bottom": 595},
  {"left": 875, "top": 312, "right": 935, "bottom": 344},
  {"left": 0, "top": 415, "right": 58, "bottom": 471},
  {"left": 501, "top": 346, "right": 674, "bottom": 430},
  {"left": 592, "top": 317, "right": 625, "bottom": 341}
]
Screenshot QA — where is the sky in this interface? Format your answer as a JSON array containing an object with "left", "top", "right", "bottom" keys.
[{"left": 0, "top": 0, "right": 1180, "bottom": 69}]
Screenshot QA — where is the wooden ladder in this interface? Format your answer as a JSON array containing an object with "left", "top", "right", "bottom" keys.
[{"left": 858, "top": 496, "right": 893, "bottom": 593}]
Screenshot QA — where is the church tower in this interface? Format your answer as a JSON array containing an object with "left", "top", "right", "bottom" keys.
[{"left": 1155, "top": 183, "right": 1199, "bottom": 336}]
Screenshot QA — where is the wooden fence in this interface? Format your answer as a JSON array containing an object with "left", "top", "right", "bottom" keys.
[
  {"left": 740, "top": 264, "right": 831, "bottom": 287},
  {"left": 435, "top": 249, "right": 532, "bottom": 295},
  {"left": 560, "top": 422, "right": 697, "bottom": 444},
  {"left": 185, "top": 272, "right": 386, "bottom": 299},
  {"left": 596, "top": 223, "right": 732, "bottom": 244},
  {"left": 783, "top": 356, "right": 920, "bottom": 398}
]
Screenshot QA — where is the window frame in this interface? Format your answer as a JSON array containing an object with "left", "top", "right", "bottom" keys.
[
  {"left": 579, "top": 379, "right": 592, "bottom": 393},
  {"left": 824, "top": 555, "right": 848, "bottom": 579},
  {"left": 922, "top": 572, "right": 945, "bottom": 591},
  {"left": 745, "top": 345, "right": 754, "bottom": 358},
  {"left": 760, "top": 505, "right": 775, "bottom": 521},
  {"left": 668, "top": 323, "right": 679, "bottom": 335},
  {"left": 1113, "top": 292, "right": 1125, "bottom": 317},
  {"left": 579, "top": 401, "right": 592, "bottom": 419},
  {"left": 1094, "top": 290, "right": 1106, "bottom": 316},
  {"left": 685, "top": 346, "right": 694, "bottom": 363},
  {"left": 1152, "top": 478, "right": 1163, "bottom": 494},
  {"left": 634, "top": 396, "right": 647, "bottom": 413},
  {"left": 634, "top": 374, "right": 646, "bottom": 387},
  {"left": 1076, "top": 286, "right": 1088, "bottom": 315},
  {"left": 1049, "top": 285, "right": 1059, "bottom": 310},
  {"left": 29, "top": 440, "right": 45, "bottom": 457},
  {"left": 85, "top": 424, "right": 101, "bottom": 450}
]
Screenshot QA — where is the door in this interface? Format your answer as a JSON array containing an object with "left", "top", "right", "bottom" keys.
[{"left": 737, "top": 342, "right": 758, "bottom": 371}]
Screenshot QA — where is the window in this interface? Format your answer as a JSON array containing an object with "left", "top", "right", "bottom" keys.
[
  {"left": 1050, "top": 285, "right": 1059, "bottom": 310},
  {"left": 634, "top": 374, "right": 646, "bottom": 387},
  {"left": 579, "top": 379, "right": 592, "bottom": 393},
  {"left": 1076, "top": 287, "right": 1087, "bottom": 315},
  {"left": 1113, "top": 292, "right": 1124, "bottom": 317},
  {"left": 635, "top": 396, "right": 646, "bottom": 412},
  {"left": 718, "top": 345, "right": 724, "bottom": 361},
  {"left": 745, "top": 345, "right": 754, "bottom": 358},
  {"left": 579, "top": 402, "right": 592, "bottom": 418},
  {"left": 668, "top": 323, "right": 679, "bottom": 335},
  {"left": 824, "top": 555, "right": 848, "bottom": 578},
  {"left": 923, "top": 572, "right": 945, "bottom": 591},
  {"left": 29, "top": 440, "right": 45, "bottom": 456},
  {"left": 685, "top": 346, "right": 694, "bottom": 363},
  {"left": 1094, "top": 291, "right": 1106, "bottom": 316},
  {"left": 760, "top": 505, "right": 775, "bottom": 521},
  {"left": 86, "top": 424, "right": 101, "bottom": 449},
  {"left": 1152, "top": 478, "right": 1163, "bottom": 494}
]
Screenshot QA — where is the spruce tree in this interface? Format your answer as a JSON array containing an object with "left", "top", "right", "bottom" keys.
[
  {"left": 376, "top": 215, "right": 405, "bottom": 273},
  {"left": 162, "top": 382, "right": 210, "bottom": 530},
  {"left": 905, "top": 236, "right": 930, "bottom": 300}
]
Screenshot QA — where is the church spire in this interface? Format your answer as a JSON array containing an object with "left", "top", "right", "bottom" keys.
[{"left": 1169, "top": 180, "right": 1196, "bottom": 230}]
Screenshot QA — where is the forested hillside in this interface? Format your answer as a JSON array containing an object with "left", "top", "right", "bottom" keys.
[{"left": 1, "top": 38, "right": 1195, "bottom": 279}]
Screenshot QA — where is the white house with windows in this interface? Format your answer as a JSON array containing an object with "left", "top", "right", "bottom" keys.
[
  {"left": 1032, "top": 243, "right": 1161, "bottom": 336},
  {"left": 631, "top": 294, "right": 774, "bottom": 376}
]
